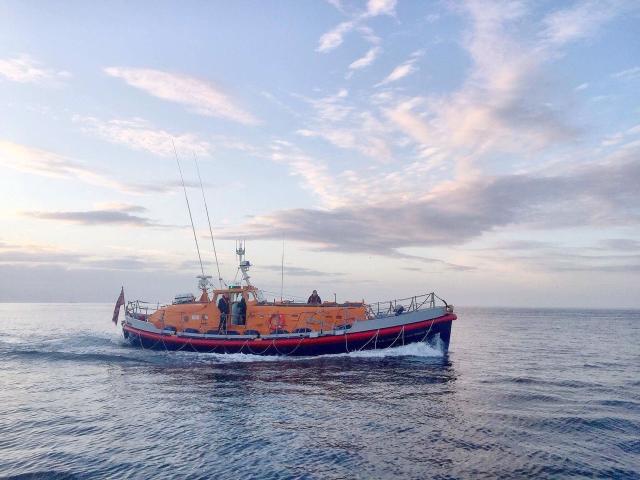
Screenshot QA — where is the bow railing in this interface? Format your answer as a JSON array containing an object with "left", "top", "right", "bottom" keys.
[
  {"left": 125, "top": 300, "right": 166, "bottom": 320},
  {"left": 365, "top": 292, "right": 448, "bottom": 319}
]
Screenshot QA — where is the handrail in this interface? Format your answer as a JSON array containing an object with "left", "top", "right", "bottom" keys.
[
  {"left": 125, "top": 299, "right": 169, "bottom": 318},
  {"left": 365, "top": 292, "right": 447, "bottom": 319}
]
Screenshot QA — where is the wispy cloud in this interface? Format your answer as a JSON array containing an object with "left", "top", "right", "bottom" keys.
[
  {"left": 600, "top": 123, "right": 640, "bottom": 147},
  {"left": 377, "top": 1, "right": 590, "bottom": 178},
  {"left": 23, "top": 204, "right": 164, "bottom": 227},
  {"left": 73, "top": 115, "right": 211, "bottom": 157},
  {"left": 0, "top": 139, "right": 124, "bottom": 189},
  {"left": 104, "top": 67, "right": 259, "bottom": 125},
  {"left": 0, "top": 54, "right": 70, "bottom": 84},
  {"left": 611, "top": 66, "right": 640, "bottom": 81},
  {"left": 376, "top": 50, "right": 423, "bottom": 86},
  {"left": 294, "top": 89, "right": 392, "bottom": 160},
  {"left": 317, "top": 21, "right": 356, "bottom": 53},
  {"left": 0, "top": 139, "right": 195, "bottom": 195},
  {"left": 289, "top": 0, "right": 630, "bottom": 208},
  {"left": 348, "top": 46, "right": 382, "bottom": 74},
  {"left": 540, "top": 0, "right": 621, "bottom": 46},
  {"left": 366, "top": 0, "right": 397, "bottom": 17},
  {"left": 267, "top": 140, "right": 343, "bottom": 208},
  {"left": 257, "top": 264, "right": 346, "bottom": 277},
  {"left": 316, "top": 0, "right": 396, "bottom": 53},
  {"left": 598, "top": 238, "right": 640, "bottom": 251},
  {"left": 0, "top": 240, "right": 186, "bottom": 272},
  {"left": 477, "top": 245, "right": 640, "bottom": 274}
]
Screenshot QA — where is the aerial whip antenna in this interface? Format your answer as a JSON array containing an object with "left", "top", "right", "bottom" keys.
[
  {"left": 280, "top": 237, "right": 285, "bottom": 302},
  {"left": 172, "top": 139, "right": 205, "bottom": 277},
  {"left": 194, "top": 153, "right": 223, "bottom": 289}
]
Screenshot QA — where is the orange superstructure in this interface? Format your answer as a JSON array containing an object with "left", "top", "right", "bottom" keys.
[{"left": 142, "top": 285, "right": 367, "bottom": 336}]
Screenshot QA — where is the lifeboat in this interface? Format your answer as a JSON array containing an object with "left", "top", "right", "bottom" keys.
[{"left": 117, "top": 245, "right": 456, "bottom": 357}]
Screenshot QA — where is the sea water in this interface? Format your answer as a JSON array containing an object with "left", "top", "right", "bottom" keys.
[{"left": 0, "top": 304, "right": 638, "bottom": 479}]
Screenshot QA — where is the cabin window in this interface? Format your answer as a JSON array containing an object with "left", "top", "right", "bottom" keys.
[
  {"left": 191, "top": 314, "right": 200, "bottom": 320},
  {"left": 203, "top": 314, "right": 208, "bottom": 320}
]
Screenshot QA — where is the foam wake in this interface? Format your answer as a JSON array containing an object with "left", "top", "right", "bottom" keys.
[{"left": 165, "top": 340, "right": 445, "bottom": 364}]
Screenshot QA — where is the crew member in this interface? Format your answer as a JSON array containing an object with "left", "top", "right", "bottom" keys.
[
  {"left": 238, "top": 295, "right": 247, "bottom": 325},
  {"left": 307, "top": 290, "right": 322, "bottom": 305},
  {"left": 217, "top": 294, "right": 229, "bottom": 333}
]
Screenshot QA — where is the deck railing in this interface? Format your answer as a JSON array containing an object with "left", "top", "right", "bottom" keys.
[
  {"left": 126, "top": 299, "right": 166, "bottom": 319},
  {"left": 298, "top": 292, "right": 448, "bottom": 332},
  {"left": 365, "top": 292, "right": 448, "bottom": 319}
]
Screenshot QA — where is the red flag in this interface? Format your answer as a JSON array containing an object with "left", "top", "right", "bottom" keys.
[{"left": 112, "top": 287, "right": 125, "bottom": 324}]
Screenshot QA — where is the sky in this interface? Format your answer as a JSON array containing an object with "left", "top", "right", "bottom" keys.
[{"left": 1, "top": 0, "right": 639, "bottom": 307}]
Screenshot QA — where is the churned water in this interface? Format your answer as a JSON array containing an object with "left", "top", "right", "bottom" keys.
[{"left": 0, "top": 304, "right": 639, "bottom": 479}]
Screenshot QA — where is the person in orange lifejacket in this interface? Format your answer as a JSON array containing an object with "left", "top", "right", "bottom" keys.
[{"left": 307, "top": 290, "right": 322, "bottom": 305}]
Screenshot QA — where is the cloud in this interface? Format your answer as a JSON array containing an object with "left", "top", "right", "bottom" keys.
[
  {"left": 377, "top": 2, "right": 591, "bottom": 177},
  {"left": 104, "top": 67, "right": 258, "bottom": 125},
  {"left": 324, "top": 0, "right": 345, "bottom": 13},
  {"left": 0, "top": 139, "right": 199, "bottom": 195},
  {"left": 267, "top": 140, "right": 344, "bottom": 208},
  {"left": 425, "top": 13, "right": 441, "bottom": 23},
  {"left": 478, "top": 246, "right": 640, "bottom": 274},
  {"left": 540, "top": 0, "right": 622, "bottom": 46},
  {"left": 480, "top": 240, "right": 557, "bottom": 251},
  {"left": 0, "top": 54, "right": 70, "bottom": 84},
  {"left": 316, "top": 0, "right": 396, "bottom": 53},
  {"left": 23, "top": 204, "right": 162, "bottom": 227},
  {"left": 348, "top": 46, "right": 382, "bottom": 72},
  {"left": 222, "top": 156, "right": 640, "bottom": 259},
  {"left": 317, "top": 21, "right": 356, "bottom": 53},
  {"left": 611, "top": 66, "right": 640, "bottom": 81},
  {"left": 256, "top": 264, "right": 346, "bottom": 277},
  {"left": 0, "top": 247, "right": 83, "bottom": 265},
  {"left": 376, "top": 50, "right": 425, "bottom": 86},
  {"left": 366, "top": 0, "right": 397, "bottom": 17},
  {"left": 378, "top": 62, "right": 416, "bottom": 85},
  {"left": 73, "top": 115, "right": 211, "bottom": 157},
  {"left": 598, "top": 238, "right": 640, "bottom": 251},
  {"left": 556, "top": 263, "right": 640, "bottom": 273},
  {"left": 0, "top": 239, "right": 236, "bottom": 301},
  {"left": 292, "top": 0, "right": 630, "bottom": 209},
  {"left": 600, "top": 123, "right": 640, "bottom": 147},
  {"left": 0, "top": 240, "right": 178, "bottom": 270},
  {"left": 0, "top": 139, "right": 127, "bottom": 190},
  {"left": 294, "top": 90, "right": 392, "bottom": 160}
]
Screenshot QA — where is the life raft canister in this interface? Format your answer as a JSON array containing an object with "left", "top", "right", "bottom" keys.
[{"left": 269, "top": 313, "right": 286, "bottom": 332}]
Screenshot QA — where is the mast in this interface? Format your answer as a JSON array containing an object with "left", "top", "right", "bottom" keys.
[
  {"left": 280, "top": 238, "right": 285, "bottom": 302},
  {"left": 193, "top": 153, "right": 223, "bottom": 289},
  {"left": 236, "top": 240, "right": 252, "bottom": 286},
  {"left": 172, "top": 139, "right": 205, "bottom": 278}
]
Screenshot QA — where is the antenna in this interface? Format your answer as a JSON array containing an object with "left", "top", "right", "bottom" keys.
[
  {"left": 193, "top": 153, "right": 223, "bottom": 289},
  {"left": 172, "top": 139, "right": 204, "bottom": 277},
  {"left": 236, "top": 240, "right": 252, "bottom": 286},
  {"left": 280, "top": 237, "right": 285, "bottom": 302}
]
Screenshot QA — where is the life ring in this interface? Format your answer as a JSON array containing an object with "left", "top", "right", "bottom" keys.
[{"left": 269, "top": 313, "right": 286, "bottom": 332}]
